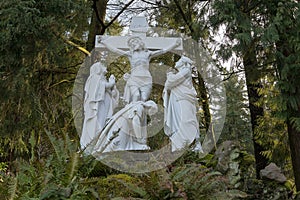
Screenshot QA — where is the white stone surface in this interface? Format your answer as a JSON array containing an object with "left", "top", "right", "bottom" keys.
[
  {"left": 96, "top": 35, "right": 183, "bottom": 51},
  {"left": 100, "top": 35, "right": 181, "bottom": 103},
  {"left": 129, "top": 16, "right": 149, "bottom": 36},
  {"left": 163, "top": 56, "right": 203, "bottom": 152},
  {"left": 87, "top": 17, "right": 203, "bottom": 155},
  {"left": 91, "top": 100, "right": 158, "bottom": 154},
  {"left": 80, "top": 62, "right": 119, "bottom": 152}
]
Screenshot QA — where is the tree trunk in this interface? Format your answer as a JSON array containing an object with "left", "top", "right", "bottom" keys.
[
  {"left": 196, "top": 73, "right": 211, "bottom": 131},
  {"left": 243, "top": 50, "right": 268, "bottom": 179},
  {"left": 276, "top": 35, "right": 300, "bottom": 194},
  {"left": 87, "top": 0, "right": 108, "bottom": 52},
  {"left": 287, "top": 118, "right": 300, "bottom": 192}
]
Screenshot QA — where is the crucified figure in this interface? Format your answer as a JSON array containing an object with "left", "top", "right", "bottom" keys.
[{"left": 101, "top": 36, "right": 181, "bottom": 103}]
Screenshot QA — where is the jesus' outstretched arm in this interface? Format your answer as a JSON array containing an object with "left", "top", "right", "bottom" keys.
[{"left": 150, "top": 38, "right": 181, "bottom": 58}]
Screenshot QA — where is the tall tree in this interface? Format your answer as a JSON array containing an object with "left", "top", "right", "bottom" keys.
[
  {"left": 87, "top": 0, "right": 108, "bottom": 51},
  {"left": 220, "top": 71, "right": 252, "bottom": 150},
  {"left": 210, "top": 0, "right": 300, "bottom": 191},
  {"left": 271, "top": 1, "right": 300, "bottom": 192},
  {"left": 0, "top": 0, "right": 90, "bottom": 164},
  {"left": 209, "top": 0, "right": 268, "bottom": 178}
]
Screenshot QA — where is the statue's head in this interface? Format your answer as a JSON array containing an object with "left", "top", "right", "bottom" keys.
[
  {"left": 90, "top": 62, "right": 107, "bottom": 76},
  {"left": 175, "top": 56, "right": 194, "bottom": 70},
  {"left": 127, "top": 36, "right": 145, "bottom": 51},
  {"left": 143, "top": 100, "right": 158, "bottom": 116}
]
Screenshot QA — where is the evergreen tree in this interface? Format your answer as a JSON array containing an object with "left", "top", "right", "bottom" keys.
[
  {"left": 208, "top": 0, "right": 269, "bottom": 178},
  {"left": 220, "top": 72, "right": 252, "bottom": 151},
  {"left": 0, "top": 0, "right": 90, "bottom": 164},
  {"left": 271, "top": 1, "right": 300, "bottom": 192}
]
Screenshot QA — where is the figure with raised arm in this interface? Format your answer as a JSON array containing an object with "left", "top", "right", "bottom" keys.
[
  {"left": 80, "top": 62, "right": 119, "bottom": 153},
  {"left": 163, "top": 56, "right": 203, "bottom": 152},
  {"left": 101, "top": 36, "right": 181, "bottom": 103}
]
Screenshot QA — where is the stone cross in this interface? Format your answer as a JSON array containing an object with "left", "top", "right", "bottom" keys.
[{"left": 95, "top": 16, "right": 183, "bottom": 51}]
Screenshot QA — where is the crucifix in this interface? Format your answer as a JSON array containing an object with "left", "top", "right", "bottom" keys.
[
  {"left": 95, "top": 16, "right": 183, "bottom": 103},
  {"left": 82, "top": 16, "right": 203, "bottom": 157},
  {"left": 95, "top": 16, "right": 183, "bottom": 52}
]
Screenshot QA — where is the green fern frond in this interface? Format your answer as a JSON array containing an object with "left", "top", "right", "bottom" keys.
[
  {"left": 8, "top": 175, "right": 18, "bottom": 200},
  {"left": 68, "top": 152, "right": 79, "bottom": 183},
  {"left": 29, "top": 130, "right": 36, "bottom": 163},
  {"left": 44, "top": 129, "right": 64, "bottom": 161},
  {"left": 291, "top": 117, "right": 300, "bottom": 132},
  {"left": 81, "top": 187, "right": 100, "bottom": 199},
  {"left": 261, "top": 150, "right": 273, "bottom": 160}
]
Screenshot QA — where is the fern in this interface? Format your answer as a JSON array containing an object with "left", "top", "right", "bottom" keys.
[
  {"left": 44, "top": 129, "right": 63, "bottom": 161},
  {"left": 8, "top": 175, "right": 18, "bottom": 200},
  {"left": 291, "top": 117, "right": 300, "bottom": 132},
  {"left": 29, "top": 130, "right": 36, "bottom": 163},
  {"left": 68, "top": 152, "right": 80, "bottom": 183}
]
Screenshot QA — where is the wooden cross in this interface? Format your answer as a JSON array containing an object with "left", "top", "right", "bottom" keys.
[{"left": 95, "top": 16, "right": 183, "bottom": 51}]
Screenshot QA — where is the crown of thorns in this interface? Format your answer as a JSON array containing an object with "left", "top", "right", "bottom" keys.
[{"left": 127, "top": 36, "right": 144, "bottom": 46}]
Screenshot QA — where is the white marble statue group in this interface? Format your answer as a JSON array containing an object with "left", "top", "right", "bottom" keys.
[{"left": 80, "top": 30, "right": 203, "bottom": 156}]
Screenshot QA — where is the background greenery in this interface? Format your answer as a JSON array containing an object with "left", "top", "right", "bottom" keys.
[{"left": 0, "top": 0, "right": 299, "bottom": 199}]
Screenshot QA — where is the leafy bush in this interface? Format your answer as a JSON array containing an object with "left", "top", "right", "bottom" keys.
[{"left": 111, "top": 162, "right": 248, "bottom": 199}]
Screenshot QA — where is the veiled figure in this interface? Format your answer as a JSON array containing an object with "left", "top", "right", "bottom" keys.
[
  {"left": 91, "top": 100, "right": 158, "bottom": 155},
  {"left": 163, "top": 56, "right": 203, "bottom": 152},
  {"left": 80, "top": 62, "right": 119, "bottom": 152}
]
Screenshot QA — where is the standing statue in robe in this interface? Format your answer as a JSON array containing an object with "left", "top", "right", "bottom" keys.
[
  {"left": 163, "top": 56, "right": 203, "bottom": 152},
  {"left": 101, "top": 36, "right": 181, "bottom": 103},
  {"left": 80, "top": 62, "right": 119, "bottom": 152},
  {"left": 91, "top": 100, "right": 158, "bottom": 155}
]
